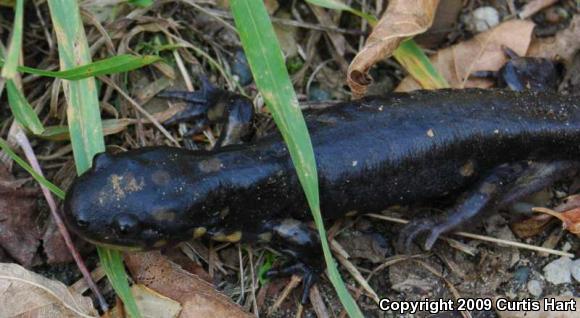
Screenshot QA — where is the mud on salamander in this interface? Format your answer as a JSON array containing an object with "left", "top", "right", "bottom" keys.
[{"left": 64, "top": 88, "right": 580, "bottom": 302}]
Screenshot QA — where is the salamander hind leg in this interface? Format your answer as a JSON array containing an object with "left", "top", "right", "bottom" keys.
[
  {"left": 263, "top": 219, "right": 324, "bottom": 304},
  {"left": 397, "top": 161, "right": 578, "bottom": 252}
]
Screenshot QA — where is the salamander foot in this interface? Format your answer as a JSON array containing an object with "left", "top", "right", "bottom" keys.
[
  {"left": 397, "top": 218, "right": 445, "bottom": 252},
  {"left": 265, "top": 261, "right": 321, "bottom": 304}
]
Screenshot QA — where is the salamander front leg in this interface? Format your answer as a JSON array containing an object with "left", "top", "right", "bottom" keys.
[
  {"left": 398, "top": 161, "right": 578, "bottom": 252},
  {"left": 263, "top": 219, "right": 324, "bottom": 304},
  {"left": 158, "top": 76, "right": 255, "bottom": 147}
]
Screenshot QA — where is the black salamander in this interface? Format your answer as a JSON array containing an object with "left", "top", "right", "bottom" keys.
[{"left": 64, "top": 87, "right": 580, "bottom": 303}]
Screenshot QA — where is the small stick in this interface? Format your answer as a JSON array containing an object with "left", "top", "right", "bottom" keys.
[{"left": 366, "top": 213, "right": 574, "bottom": 258}]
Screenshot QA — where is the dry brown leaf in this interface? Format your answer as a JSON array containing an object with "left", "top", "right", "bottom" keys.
[
  {"left": 533, "top": 207, "right": 580, "bottom": 236},
  {"left": 132, "top": 284, "right": 182, "bottom": 318},
  {"left": 511, "top": 214, "right": 554, "bottom": 238},
  {"left": 124, "top": 251, "right": 252, "bottom": 318},
  {"left": 528, "top": 15, "right": 580, "bottom": 62},
  {"left": 496, "top": 296, "right": 579, "bottom": 318},
  {"left": 396, "top": 19, "right": 535, "bottom": 92},
  {"left": 0, "top": 164, "right": 42, "bottom": 266},
  {"left": 0, "top": 263, "right": 97, "bottom": 317},
  {"left": 347, "top": 0, "right": 440, "bottom": 97}
]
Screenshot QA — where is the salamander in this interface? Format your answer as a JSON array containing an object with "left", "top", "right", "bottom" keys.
[{"left": 63, "top": 87, "right": 580, "bottom": 303}]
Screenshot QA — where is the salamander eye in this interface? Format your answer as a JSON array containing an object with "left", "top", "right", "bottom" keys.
[{"left": 113, "top": 214, "right": 142, "bottom": 235}]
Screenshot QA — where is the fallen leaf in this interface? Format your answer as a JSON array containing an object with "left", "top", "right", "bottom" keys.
[
  {"left": 336, "top": 229, "right": 389, "bottom": 263},
  {"left": 348, "top": 0, "right": 440, "bottom": 97},
  {"left": 528, "top": 15, "right": 580, "bottom": 62},
  {"left": 511, "top": 214, "right": 554, "bottom": 238},
  {"left": 533, "top": 207, "right": 580, "bottom": 236},
  {"left": 396, "top": 19, "right": 535, "bottom": 91},
  {"left": 0, "top": 262, "right": 97, "bottom": 317},
  {"left": 131, "top": 284, "right": 182, "bottom": 318},
  {"left": 0, "top": 164, "right": 42, "bottom": 266},
  {"left": 125, "top": 251, "right": 252, "bottom": 318}
]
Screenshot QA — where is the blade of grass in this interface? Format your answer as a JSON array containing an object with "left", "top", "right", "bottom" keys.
[
  {"left": 0, "top": 0, "right": 23, "bottom": 79},
  {"left": 0, "top": 137, "right": 65, "bottom": 199},
  {"left": 5, "top": 79, "right": 44, "bottom": 134},
  {"left": 0, "top": 54, "right": 161, "bottom": 80},
  {"left": 47, "top": 0, "right": 140, "bottom": 317},
  {"left": 307, "top": 0, "right": 449, "bottom": 89},
  {"left": 230, "top": 1, "right": 363, "bottom": 317},
  {"left": 393, "top": 39, "right": 449, "bottom": 89}
]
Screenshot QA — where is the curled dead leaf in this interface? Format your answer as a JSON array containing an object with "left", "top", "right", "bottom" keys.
[
  {"left": 533, "top": 207, "right": 580, "bottom": 236},
  {"left": 347, "top": 0, "right": 440, "bottom": 97},
  {"left": 396, "top": 19, "right": 535, "bottom": 92},
  {"left": 0, "top": 263, "right": 97, "bottom": 317}
]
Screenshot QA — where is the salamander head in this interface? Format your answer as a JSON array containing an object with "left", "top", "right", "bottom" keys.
[{"left": 64, "top": 148, "right": 211, "bottom": 251}]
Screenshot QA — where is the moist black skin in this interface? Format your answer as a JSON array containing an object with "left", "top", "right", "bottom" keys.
[{"left": 64, "top": 88, "right": 580, "bottom": 303}]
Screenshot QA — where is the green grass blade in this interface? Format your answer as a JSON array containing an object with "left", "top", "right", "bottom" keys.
[
  {"left": 5, "top": 79, "right": 45, "bottom": 134},
  {"left": 0, "top": 0, "right": 23, "bottom": 79},
  {"left": 229, "top": 1, "right": 363, "bottom": 317},
  {"left": 47, "top": 0, "right": 105, "bottom": 171},
  {"left": 393, "top": 39, "right": 449, "bottom": 89},
  {"left": 0, "top": 138, "right": 65, "bottom": 199},
  {"left": 0, "top": 54, "right": 161, "bottom": 80},
  {"left": 97, "top": 248, "right": 141, "bottom": 318},
  {"left": 47, "top": 0, "right": 140, "bottom": 317}
]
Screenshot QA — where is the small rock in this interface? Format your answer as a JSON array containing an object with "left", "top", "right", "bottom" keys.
[
  {"left": 562, "top": 242, "right": 572, "bottom": 252},
  {"left": 527, "top": 280, "right": 543, "bottom": 297},
  {"left": 543, "top": 257, "right": 573, "bottom": 284},
  {"left": 572, "top": 259, "right": 580, "bottom": 282},
  {"left": 308, "top": 85, "right": 331, "bottom": 101},
  {"left": 465, "top": 6, "right": 500, "bottom": 32},
  {"left": 513, "top": 266, "right": 530, "bottom": 286},
  {"left": 509, "top": 202, "right": 534, "bottom": 215}
]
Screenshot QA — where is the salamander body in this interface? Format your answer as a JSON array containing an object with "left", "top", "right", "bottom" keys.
[{"left": 64, "top": 89, "right": 579, "bottom": 259}]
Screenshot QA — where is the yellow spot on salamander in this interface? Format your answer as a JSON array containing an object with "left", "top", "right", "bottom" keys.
[
  {"left": 152, "top": 209, "right": 176, "bottom": 222},
  {"left": 212, "top": 231, "right": 242, "bottom": 243},
  {"left": 98, "top": 173, "right": 145, "bottom": 205},
  {"left": 460, "top": 160, "right": 475, "bottom": 177},
  {"left": 257, "top": 232, "right": 272, "bottom": 242},
  {"left": 193, "top": 227, "right": 207, "bottom": 239},
  {"left": 151, "top": 170, "right": 171, "bottom": 186}
]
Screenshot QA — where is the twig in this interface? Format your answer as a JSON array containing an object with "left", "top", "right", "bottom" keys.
[
  {"left": 9, "top": 126, "right": 108, "bottom": 311},
  {"left": 366, "top": 213, "right": 574, "bottom": 258},
  {"left": 98, "top": 76, "right": 179, "bottom": 146}
]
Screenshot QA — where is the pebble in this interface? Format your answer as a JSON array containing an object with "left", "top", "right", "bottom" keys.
[
  {"left": 572, "top": 259, "right": 580, "bottom": 282},
  {"left": 543, "top": 257, "right": 573, "bottom": 284},
  {"left": 513, "top": 266, "right": 530, "bottom": 286},
  {"left": 308, "top": 86, "right": 331, "bottom": 101},
  {"left": 527, "top": 280, "right": 543, "bottom": 297},
  {"left": 465, "top": 6, "right": 500, "bottom": 32}
]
